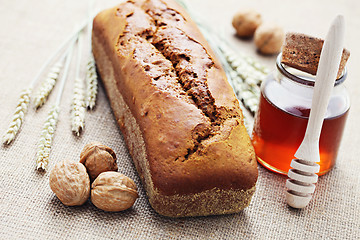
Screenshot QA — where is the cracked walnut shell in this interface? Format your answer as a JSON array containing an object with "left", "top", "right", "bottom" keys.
[
  {"left": 49, "top": 159, "right": 90, "bottom": 206},
  {"left": 80, "top": 142, "right": 118, "bottom": 181},
  {"left": 91, "top": 172, "right": 138, "bottom": 212}
]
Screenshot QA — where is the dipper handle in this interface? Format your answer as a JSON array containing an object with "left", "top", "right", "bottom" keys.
[{"left": 286, "top": 15, "right": 345, "bottom": 208}]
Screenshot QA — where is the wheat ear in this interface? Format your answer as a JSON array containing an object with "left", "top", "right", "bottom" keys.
[
  {"left": 2, "top": 88, "right": 31, "bottom": 144},
  {"left": 219, "top": 43, "right": 267, "bottom": 115},
  {"left": 71, "top": 77, "right": 85, "bottom": 136},
  {"left": 85, "top": 54, "right": 98, "bottom": 110},
  {"left": 36, "top": 105, "right": 59, "bottom": 170},
  {"left": 33, "top": 57, "right": 65, "bottom": 108},
  {"left": 36, "top": 36, "right": 77, "bottom": 171},
  {"left": 85, "top": 0, "right": 98, "bottom": 110},
  {"left": 71, "top": 31, "right": 85, "bottom": 136}
]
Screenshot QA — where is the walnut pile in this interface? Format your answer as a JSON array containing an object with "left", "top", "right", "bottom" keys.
[
  {"left": 49, "top": 142, "right": 138, "bottom": 212},
  {"left": 232, "top": 8, "right": 284, "bottom": 55}
]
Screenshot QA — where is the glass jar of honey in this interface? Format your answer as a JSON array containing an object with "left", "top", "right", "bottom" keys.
[{"left": 252, "top": 54, "right": 350, "bottom": 176}]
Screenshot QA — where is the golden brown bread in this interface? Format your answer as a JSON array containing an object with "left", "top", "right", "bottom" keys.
[
  {"left": 281, "top": 32, "right": 350, "bottom": 79},
  {"left": 92, "top": 0, "right": 258, "bottom": 217}
]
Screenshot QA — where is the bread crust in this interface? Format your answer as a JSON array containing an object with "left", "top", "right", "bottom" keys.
[{"left": 92, "top": 0, "right": 258, "bottom": 217}]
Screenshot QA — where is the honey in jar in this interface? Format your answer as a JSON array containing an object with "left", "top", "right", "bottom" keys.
[{"left": 252, "top": 54, "right": 350, "bottom": 175}]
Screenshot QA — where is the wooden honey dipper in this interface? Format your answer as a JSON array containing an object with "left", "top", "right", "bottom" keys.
[{"left": 286, "top": 15, "right": 345, "bottom": 208}]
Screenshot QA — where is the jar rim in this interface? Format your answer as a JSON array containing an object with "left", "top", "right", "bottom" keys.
[{"left": 276, "top": 53, "right": 347, "bottom": 87}]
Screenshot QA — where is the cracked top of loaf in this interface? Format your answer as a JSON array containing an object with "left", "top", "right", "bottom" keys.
[{"left": 92, "top": 0, "right": 258, "bottom": 196}]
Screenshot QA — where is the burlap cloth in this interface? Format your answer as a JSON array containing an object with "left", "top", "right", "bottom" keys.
[{"left": 0, "top": 0, "right": 359, "bottom": 239}]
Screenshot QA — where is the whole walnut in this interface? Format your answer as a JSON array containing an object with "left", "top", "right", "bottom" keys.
[
  {"left": 254, "top": 23, "right": 285, "bottom": 55},
  {"left": 232, "top": 9, "right": 262, "bottom": 38},
  {"left": 91, "top": 172, "right": 138, "bottom": 212},
  {"left": 80, "top": 142, "right": 118, "bottom": 181},
  {"left": 49, "top": 159, "right": 90, "bottom": 206}
]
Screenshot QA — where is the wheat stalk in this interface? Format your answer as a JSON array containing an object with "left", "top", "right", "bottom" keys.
[
  {"left": 71, "top": 30, "right": 86, "bottom": 136},
  {"left": 85, "top": 2, "right": 98, "bottom": 110},
  {"left": 2, "top": 88, "right": 31, "bottom": 144},
  {"left": 33, "top": 58, "right": 64, "bottom": 108},
  {"left": 2, "top": 19, "right": 90, "bottom": 146},
  {"left": 85, "top": 54, "right": 98, "bottom": 110},
  {"left": 36, "top": 36, "right": 77, "bottom": 171},
  {"left": 36, "top": 105, "right": 59, "bottom": 170}
]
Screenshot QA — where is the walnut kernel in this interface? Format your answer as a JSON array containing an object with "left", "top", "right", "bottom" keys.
[{"left": 80, "top": 142, "right": 118, "bottom": 181}]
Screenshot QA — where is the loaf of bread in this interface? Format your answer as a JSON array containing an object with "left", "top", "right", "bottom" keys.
[
  {"left": 282, "top": 32, "right": 350, "bottom": 79},
  {"left": 92, "top": 0, "right": 258, "bottom": 217}
]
